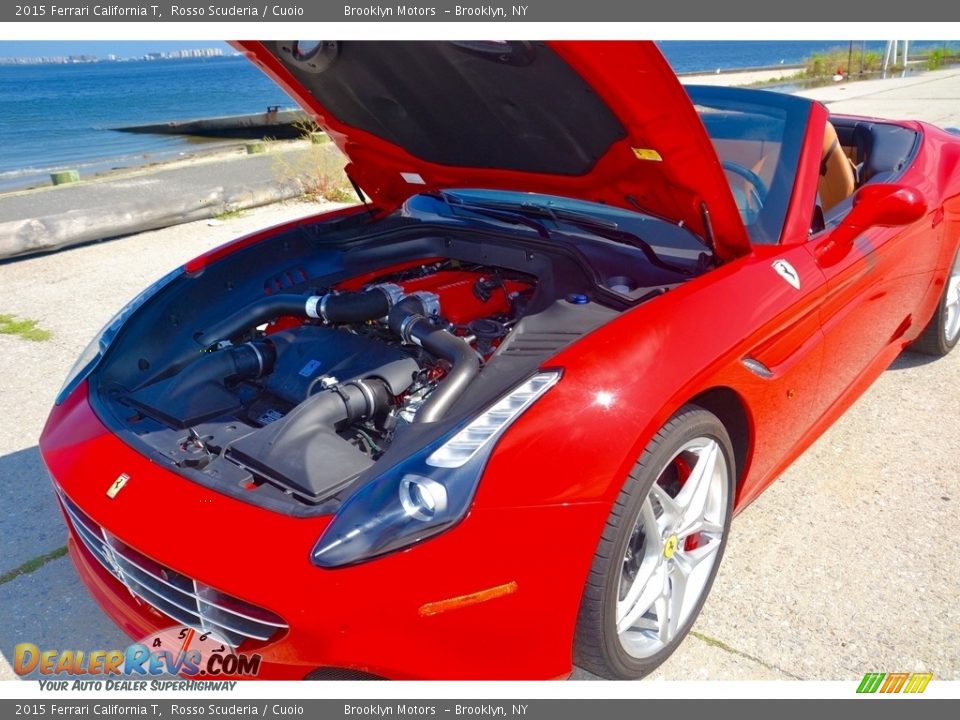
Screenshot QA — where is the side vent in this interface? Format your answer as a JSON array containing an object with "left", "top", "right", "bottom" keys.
[
  {"left": 497, "top": 331, "right": 580, "bottom": 357},
  {"left": 264, "top": 267, "right": 310, "bottom": 295}
]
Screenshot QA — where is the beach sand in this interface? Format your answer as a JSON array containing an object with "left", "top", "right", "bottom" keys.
[{"left": 679, "top": 65, "right": 805, "bottom": 86}]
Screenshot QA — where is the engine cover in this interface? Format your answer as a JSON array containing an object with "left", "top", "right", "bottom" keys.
[{"left": 265, "top": 325, "right": 419, "bottom": 403}]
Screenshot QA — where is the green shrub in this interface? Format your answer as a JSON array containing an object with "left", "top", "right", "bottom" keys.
[{"left": 803, "top": 47, "right": 883, "bottom": 78}]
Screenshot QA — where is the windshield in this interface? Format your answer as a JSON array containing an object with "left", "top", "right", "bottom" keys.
[{"left": 686, "top": 86, "right": 812, "bottom": 245}]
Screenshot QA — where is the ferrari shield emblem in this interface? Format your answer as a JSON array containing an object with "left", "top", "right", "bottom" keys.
[
  {"left": 772, "top": 259, "right": 800, "bottom": 290},
  {"left": 106, "top": 473, "right": 130, "bottom": 499}
]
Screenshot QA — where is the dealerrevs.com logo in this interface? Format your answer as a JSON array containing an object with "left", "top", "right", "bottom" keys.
[
  {"left": 14, "top": 626, "right": 262, "bottom": 680},
  {"left": 857, "top": 672, "right": 933, "bottom": 694}
]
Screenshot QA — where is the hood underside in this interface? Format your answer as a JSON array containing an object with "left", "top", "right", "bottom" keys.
[{"left": 235, "top": 40, "right": 750, "bottom": 261}]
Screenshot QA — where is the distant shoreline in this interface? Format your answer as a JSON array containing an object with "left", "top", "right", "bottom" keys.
[{"left": 0, "top": 49, "right": 228, "bottom": 65}]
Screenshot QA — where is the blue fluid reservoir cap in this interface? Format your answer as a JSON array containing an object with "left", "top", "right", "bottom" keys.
[{"left": 567, "top": 293, "right": 589, "bottom": 304}]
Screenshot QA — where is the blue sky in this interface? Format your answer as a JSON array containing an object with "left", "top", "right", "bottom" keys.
[{"left": 0, "top": 41, "right": 233, "bottom": 58}]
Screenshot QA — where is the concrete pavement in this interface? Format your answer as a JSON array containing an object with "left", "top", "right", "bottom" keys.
[
  {"left": 797, "top": 67, "right": 960, "bottom": 127},
  {"left": 681, "top": 64, "right": 960, "bottom": 129},
  {"left": 0, "top": 141, "right": 321, "bottom": 260}
]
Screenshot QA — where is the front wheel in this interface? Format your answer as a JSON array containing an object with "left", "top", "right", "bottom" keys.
[{"left": 573, "top": 405, "right": 735, "bottom": 679}]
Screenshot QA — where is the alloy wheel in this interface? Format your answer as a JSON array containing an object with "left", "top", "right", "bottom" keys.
[{"left": 615, "top": 437, "right": 729, "bottom": 659}]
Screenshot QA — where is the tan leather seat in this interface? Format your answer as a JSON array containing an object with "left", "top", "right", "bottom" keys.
[{"left": 818, "top": 121, "right": 857, "bottom": 213}]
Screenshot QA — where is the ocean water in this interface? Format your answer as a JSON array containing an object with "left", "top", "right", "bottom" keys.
[
  {"left": 0, "top": 41, "right": 953, "bottom": 192},
  {"left": 0, "top": 55, "right": 294, "bottom": 191}
]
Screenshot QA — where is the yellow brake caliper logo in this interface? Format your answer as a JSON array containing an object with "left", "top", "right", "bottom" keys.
[{"left": 664, "top": 534, "right": 678, "bottom": 559}]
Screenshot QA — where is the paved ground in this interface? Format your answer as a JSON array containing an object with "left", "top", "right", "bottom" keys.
[
  {"left": 797, "top": 67, "right": 960, "bottom": 127},
  {"left": 0, "top": 147, "right": 306, "bottom": 225},
  {"left": 0, "top": 141, "right": 324, "bottom": 260},
  {"left": 0, "top": 67, "right": 959, "bottom": 684}
]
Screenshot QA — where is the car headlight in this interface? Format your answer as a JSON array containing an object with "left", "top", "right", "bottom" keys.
[
  {"left": 311, "top": 371, "right": 560, "bottom": 567},
  {"left": 55, "top": 267, "right": 184, "bottom": 405}
]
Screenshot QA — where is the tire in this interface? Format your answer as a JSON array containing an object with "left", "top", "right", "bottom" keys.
[
  {"left": 912, "top": 246, "right": 960, "bottom": 357},
  {"left": 573, "top": 405, "right": 736, "bottom": 680}
]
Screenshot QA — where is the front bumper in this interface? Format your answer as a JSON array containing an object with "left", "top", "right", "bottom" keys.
[{"left": 40, "top": 385, "right": 603, "bottom": 680}]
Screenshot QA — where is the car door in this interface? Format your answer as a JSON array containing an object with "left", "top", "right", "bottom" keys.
[
  {"left": 805, "top": 125, "right": 938, "bottom": 409},
  {"left": 689, "top": 88, "right": 831, "bottom": 505},
  {"left": 728, "top": 242, "right": 829, "bottom": 507}
]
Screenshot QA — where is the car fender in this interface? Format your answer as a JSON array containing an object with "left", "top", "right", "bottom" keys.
[{"left": 475, "top": 246, "right": 829, "bottom": 515}]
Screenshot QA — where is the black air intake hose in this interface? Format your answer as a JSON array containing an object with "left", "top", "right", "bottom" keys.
[
  {"left": 227, "top": 377, "right": 391, "bottom": 464},
  {"left": 199, "top": 294, "right": 318, "bottom": 347},
  {"left": 388, "top": 297, "right": 480, "bottom": 424},
  {"left": 286, "top": 377, "right": 391, "bottom": 430},
  {"left": 227, "top": 340, "right": 278, "bottom": 380},
  {"left": 127, "top": 340, "right": 277, "bottom": 428},
  {"left": 315, "top": 285, "right": 399, "bottom": 324},
  {"left": 198, "top": 284, "right": 403, "bottom": 346},
  {"left": 184, "top": 340, "right": 277, "bottom": 387},
  {"left": 224, "top": 377, "right": 392, "bottom": 498}
]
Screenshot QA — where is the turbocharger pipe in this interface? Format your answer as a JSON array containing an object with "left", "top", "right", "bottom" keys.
[
  {"left": 199, "top": 283, "right": 408, "bottom": 346},
  {"left": 387, "top": 297, "right": 480, "bottom": 424}
]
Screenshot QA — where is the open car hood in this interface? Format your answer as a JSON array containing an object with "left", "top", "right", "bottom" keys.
[{"left": 235, "top": 41, "right": 750, "bottom": 261}]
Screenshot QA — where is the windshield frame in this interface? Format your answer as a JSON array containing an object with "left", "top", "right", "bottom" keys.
[{"left": 686, "top": 85, "right": 813, "bottom": 246}]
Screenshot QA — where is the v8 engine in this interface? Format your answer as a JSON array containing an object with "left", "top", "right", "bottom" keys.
[{"left": 122, "top": 263, "right": 539, "bottom": 503}]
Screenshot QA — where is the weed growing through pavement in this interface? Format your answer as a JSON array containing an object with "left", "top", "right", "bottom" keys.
[
  {"left": 271, "top": 121, "right": 356, "bottom": 204},
  {"left": 214, "top": 208, "right": 246, "bottom": 221},
  {"left": 0, "top": 314, "right": 51, "bottom": 341}
]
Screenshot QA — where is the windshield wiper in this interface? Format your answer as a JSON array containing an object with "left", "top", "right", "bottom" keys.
[
  {"left": 497, "top": 201, "right": 694, "bottom": 277},
  {"left": 425, "top": 191, "right": 551, "bottom": 239},
  {"left": 426, "top": 193, "right": 694, "bottom": 277}
]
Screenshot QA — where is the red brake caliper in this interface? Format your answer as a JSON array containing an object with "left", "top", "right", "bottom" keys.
[{"left": 672, "top": 456, "right": 701, "bottom": 551}]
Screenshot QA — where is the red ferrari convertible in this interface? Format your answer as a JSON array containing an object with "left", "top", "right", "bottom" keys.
[{"left": 40, "top": 41, "right": 960, "bottom": 680}]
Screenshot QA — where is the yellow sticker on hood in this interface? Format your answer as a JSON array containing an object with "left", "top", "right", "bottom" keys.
[{"left": 632, "top": 148, "right": 663, "bottom": 162}]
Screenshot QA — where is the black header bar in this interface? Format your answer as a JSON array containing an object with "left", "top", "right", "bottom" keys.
[{"left": 4, "top": 0, "right": 960, "bottom": 22}]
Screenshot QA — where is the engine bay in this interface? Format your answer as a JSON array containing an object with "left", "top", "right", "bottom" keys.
[{"left": 90, "top": 211, "right": 698, "bottom": 513}]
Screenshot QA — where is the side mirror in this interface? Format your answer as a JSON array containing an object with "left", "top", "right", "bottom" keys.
[
  {"left": 820, "top": 184, "right": 927, "bottom": 261},
  {"left": 846, "top": 183, "right": 927, "bottom": 228}
]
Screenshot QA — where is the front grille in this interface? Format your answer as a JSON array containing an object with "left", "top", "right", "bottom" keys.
[{"left": 57, "top": 490, "right": 287, "bottom": 649}]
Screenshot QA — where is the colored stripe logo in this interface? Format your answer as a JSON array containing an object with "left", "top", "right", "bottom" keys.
[{"left": 857, "top": 672, "right": 933, "bottom": 694}]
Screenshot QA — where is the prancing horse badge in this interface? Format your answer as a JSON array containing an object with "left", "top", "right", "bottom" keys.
[
  {"left": 772, "top": 259, "right": 800, "bottom": 290},
  {"left": 106, "top": 473, "right": 130, "bottom": 499}
]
